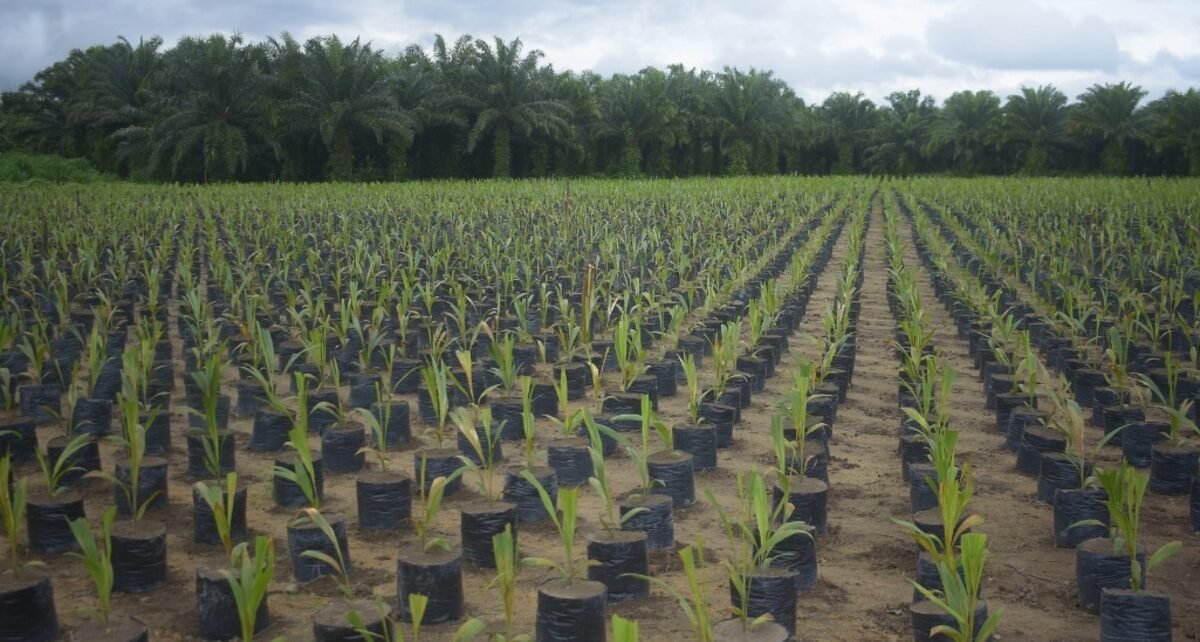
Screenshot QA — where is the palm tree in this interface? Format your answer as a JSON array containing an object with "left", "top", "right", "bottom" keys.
[
  {"left": 387, "top": 51, "right": 470, "bottom": 178},
  {"left": 664, "top": 65, "right": 718, "bottom": 175},
  {"left": 540, "top": 69, "right": 600, "bottom": 176},
  {"left": 865, "top": 90, "right": 935, "bottom": 175},
  {"left": 821, "top": 92, "right": 878, "bottom": 174},
  {"left": 466, "top": 37, "right": 573, "bottom": 178},
  {"left": 68, "top": 37, "right": 163, "bottom": 175},
  {"left": 147, "top": 34, "right": 274, "bottom": 182},
  {"left": 279, "top": 35, "right": 414, "bottom": 180},
  {"left": 1, "top": 52, "right": 90, "bottom": 158},
  {"left": 927, "top": 90, "right": 1002, "bottom": 175},
  {"left": 594, "top": 68, "right": 681, "bottom": 176},
  {"left": 1070, "top": 82, "right": 1147, "bottom": 175},
  {"left": 1003, "top": 85, "right": 1068, "bottom": 175},
  {"left": 712, "top": 67, "right": 790, "bottom": 175},
  {"left": 1147, "top": 89, "right": 1200, "bottom": 176}
]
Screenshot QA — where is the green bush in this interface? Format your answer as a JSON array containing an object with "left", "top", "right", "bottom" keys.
[{"left": 0, "top": 153, "right": 110, "bottom": 183}]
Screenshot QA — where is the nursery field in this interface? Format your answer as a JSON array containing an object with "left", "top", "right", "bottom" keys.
[{"left": 0, "top": 176, "right": 1198, "bottom": 642}]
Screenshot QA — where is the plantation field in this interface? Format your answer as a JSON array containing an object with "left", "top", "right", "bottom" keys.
[{"left": 0, "top": 177, "right": 1198, "bottom": 642}]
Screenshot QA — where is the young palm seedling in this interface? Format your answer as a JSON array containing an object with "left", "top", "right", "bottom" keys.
[
  {"left": 223, "top": 535, "right": 276, "bottom": 642},
  {"left": 193, "top": 472, "right": 241, "bottom": 555},
  {"left": 295, "top": 507, "right": 353, "bottom": 597},
  {"left": 522, "top": 478, "right": 610, "bottom": 638},
  {"left": 67, "top": 507, "right": 117, "bottom": 631},
  {"left": 486, "top": 525, "right": 530, "bottom": 641},
  {"left": 272, "top": 374, "right": 324, "bottom": 509},
  {"left": 707, "top": 470, "right": 810, "bottom": 638},
  {"left": 630, "top": 543, "right": 716, "bottom": 642},
  {"left": 911, "top": 532, "right": 1003, "bottom": 642}
]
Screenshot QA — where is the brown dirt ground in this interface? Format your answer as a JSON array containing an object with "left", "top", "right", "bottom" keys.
[{"left": 15, "top": 198, "right": 1199, "bottom": 642}]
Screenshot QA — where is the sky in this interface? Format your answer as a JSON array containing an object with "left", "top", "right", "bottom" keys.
[{"left": 2, "top": 0, "right": 1199, "bottom": 104}]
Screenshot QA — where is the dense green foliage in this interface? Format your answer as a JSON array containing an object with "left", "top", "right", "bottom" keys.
[
  {"left": 1, "top": 33, "right": 1199, "bottom": 182},
  {"left": 0, "top": 152, "right": 108, "bottom": 183}
]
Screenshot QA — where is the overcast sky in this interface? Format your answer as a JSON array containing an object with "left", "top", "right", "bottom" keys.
[{"left": 2, "top": 0, "right": 1198, "bottom": 104}]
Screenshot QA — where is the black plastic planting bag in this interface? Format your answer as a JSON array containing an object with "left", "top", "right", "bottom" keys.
[
  {"left": 536, "top": 579, "right": 607, "bottom": 642},
  {"left": 357, "top": 472, "right": 412, "bottom": 532},
  {"left": 1076, "top": 538, "right": 1144, "bottom": 613},
  {"left": 994, "top": 393, "right": 1034, "bottom": 432},
  {"left": 1016, "top": 426, "right": 1065, "bottom": 476},
  {"left": 1191, "top": 477, "right": 1200, "bottom": 533},
  {"left": 1005, "top": 405, "right": 1047, "bottom": 452},
  {"left": 197, "top": 566, "right": 269, "bottom": 641},
  {"left": 396, "top": 548, "right": 463, "bottom": 624},
  {"left": 490, "top": 399, "right": 525, "bottom": 441},
  {"left": 554, "top": 362, "right": 588, "bottom": 400},
  {"left": 192, "top": 483, "right": 247, "bottom": 546},
  {"left": 627, "top": 375, "right": 659, "bottom": 409},
  {"left": 899, "top": 434, "right": 930, "bottom": 482},
  {"left": 1121, "top": 422, "right": 1168, "bottom": 468},
  {"left": 273, "top": 452, "right": 325, "bottom": 507},
  {"left": 142, "top": 412, "right": 171, "bottom": 457},
  {"left": 1099, "top": 589, "right": 1171, "bottom": 642},
  {"left": 531, "top": 382, "right": 558, "bottom": 417},
  {"left": 26, "top": 492, "right": 84, "bottom": 554},
  {"left": 71, "top": 397, "right": 113, "bottom": 436},
  {"left": 19, "top": 384, "right": 60, "bottom": 425},
  {"left": 730, "top": 569, "right": 797, "bottom": 637},
  {"left": 699, "top": 403, "right": 736, "bottom": 448},
  {"left": 503, "top": 466, "right": 557, "bottom": 523},
  {"left": 235, "top": 381, "right": 267, "bottom": 418},
  {"left": 251, "top": 408, "right": 292, "bottom": 451},
  {"left": 185, "top": 431, "right": 236, "bottom": 478},
  {"left": 322, "top": 425, "right": 366, "bottom": 473},
  {"left": 113, "top": 458, "right": 168, "bottom": 516},
  {"left": 760, "top": 524, "right": 817, "bottom": 590},
  {"left": 1037, "top": 453, "right": 1086, "bottom": 504},
  {"left": 777, "top": 476, "right": 829, "bottom": 534},
  {"left": 370, "top": 401, "right": 411, "bottom": 447},
  {"left": 587, "top": 531, "right": 649, "bottom": 602},
  {"left": 1053, "top": 488, "right": 1108, "bottom": 548},
  {"left": 111, "top": 522, "right": 167, "bottom": 593},
  {"left": 1149, "top": 445, "right": 1198, "bottom": 495},
  {"left": 547, "top": 439, "right": 592, "bottom": 487},
  {"left": 909, "top": 463, "right": 939, "bottom": 513},
  {"left": 647, "top": 450, "right": 694, "bottom": 508},
  {"left": 46, "top": 436, "right": 100, "bottom": 486},
  {"left": 287, "top": 515, "right": 350, "bottom": 583},
  {"left": 646, "top": 359, "right": 677, "bottom": 398},
  {"left": 0, "top": 570, "right": 59, "bottom": 642},
  {"left": 673, "top": 424, "right": 717, "bottom": 471},
  {"left": 620, "top": 494, "right": 674, "bottom": 551},
  {"left": 0, "top": 417, "right": 36, "bottom": 464},
  {"left": 187, "top": 395, "right": 230, "bottom": 431},
  {"left": 601, "top": 393, "right": 640, "bottom": 415},
  {"left": 576, "top": 420, "right": 618, "bottom": 457},
  {"left": 459, "top": 501, "right": 517, "bottom": 567},
  {"left": 910, "top": 600, "right": 989, "bottom": 642},
  {"left": 414, "top": 449, "right": 462, "bottom": 496},
  {"left": 347, "top": 374, "right": 380, "bottom": 409}
]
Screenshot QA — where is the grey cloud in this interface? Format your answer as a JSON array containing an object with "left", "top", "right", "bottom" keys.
[
  {"left": 1153, "top": 51, "right": 1200, "bottom": 80},
  {"left": 927, "top": 0, "right": 1120, "bottom": 71}
]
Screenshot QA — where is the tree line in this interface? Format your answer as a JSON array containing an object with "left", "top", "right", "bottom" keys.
[{"left": 1, "top": 32, "right": 1197, "bottom": 182}]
